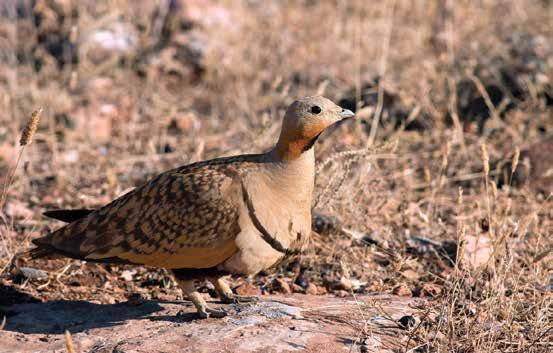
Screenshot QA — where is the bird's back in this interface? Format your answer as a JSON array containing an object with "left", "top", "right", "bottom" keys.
[{"left": 32, "top": 154, "right": 267, "bottom": 268}]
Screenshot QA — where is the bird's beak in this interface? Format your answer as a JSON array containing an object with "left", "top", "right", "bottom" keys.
[{"left": 338, "top": 108, "right": 355, "bottom": 120}]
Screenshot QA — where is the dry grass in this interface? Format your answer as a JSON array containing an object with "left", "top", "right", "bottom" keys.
[{"left": 0, "top": 0, "right": 551, "bottom": 352}]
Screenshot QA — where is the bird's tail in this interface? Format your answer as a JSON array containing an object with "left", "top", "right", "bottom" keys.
[
  {"left": 21, "top": 235, "right": 64, "bottom": 260},
  {"left": 24, "top": 246, "right": 59, "bottom": 260},
  {"left": 20, "top": 209, "right": 94, "bottom": 260}
]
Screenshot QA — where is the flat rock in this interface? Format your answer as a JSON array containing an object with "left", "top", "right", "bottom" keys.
[{"left": 0, "top": 294, "right": 422, "bottom": 353}]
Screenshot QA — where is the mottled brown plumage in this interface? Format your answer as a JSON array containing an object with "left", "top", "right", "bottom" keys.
[
  {"left": 31, "top": 96, "right": 355, "bottom": 318},
  {"left": 37, "top": 156, "right": 254, "bottom": 268}
]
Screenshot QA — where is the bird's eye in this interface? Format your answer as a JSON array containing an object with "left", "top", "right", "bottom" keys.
[{"left": 310, "top": 106, "right": 322, "bottom": 114}]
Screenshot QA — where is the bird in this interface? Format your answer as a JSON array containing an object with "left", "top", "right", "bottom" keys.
[{"left": 29, "top": 96, "right": 356, "bottom": 318}]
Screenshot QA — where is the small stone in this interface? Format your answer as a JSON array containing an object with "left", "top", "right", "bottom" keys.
[
  {"left": 336, "top": 290, "right": 349, "bottom": 297},
  {"left": 305, "top": 283, "right": 319, "bottom": 295},
  {"left": 359, "top": 335, "right": 382, "bottom": 352},
  {"left": 73, "top": 287, "right": 89, "bottom": 296},
  {"left": 103, "top": 296, "right": 116, "bottom": 305},
  {"left": 120, "top": 270, "right": 135, "bottom": 282},
  {"left": 332, "top": 276, "right": 352, "bottom": 291},
  {"left": 419, "top": 283, "right": 442, "bottom": 298},
  {"left": 350, "top": 279, "right": 366, "bottom": 291},
  {"left": 464, "top": 302, "right": 477, "bottom": 316},
  {"left": 272, "top": 278, "right": 292, "bottom": 294},
  {"left": 398, "top": 315, "right": 416, "bottom": 329},
  {"left": 480, "top": 218, "right": 490, "bottom": 232},
  {"left": 234, "top": 283, "right": 261, "bottom": 296},
  {"left": 169, "top": 113, "right": 200, "bottom": 134},
  {"left": 400, "top": 270, "right": 420, "bottom": 281},
  {"left": 126, "top": 293, "right": 145, "bottom": 306},
  {"left": 392, "top": 284, "right": 413, "bottom": 297},
  {"left": 291, "top": 283, "right": 304, "bottom": 293},
  {"left": 17, "top": 267, "right": 48, "bottom": 281},
  {"left": 68, "top": 279, "right": 81, "bottom": 286},
  {"left": 293, "top": 275, "right": 308, "bottom": 289}
]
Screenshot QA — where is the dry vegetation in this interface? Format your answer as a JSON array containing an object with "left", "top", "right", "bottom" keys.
[{"left": 0, "top": 0, "right": 552, "bottom": 352}]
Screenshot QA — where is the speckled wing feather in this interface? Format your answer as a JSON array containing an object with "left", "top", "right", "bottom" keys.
[{"left": 34, "top": 155, "right": 263, "bottom": 269}]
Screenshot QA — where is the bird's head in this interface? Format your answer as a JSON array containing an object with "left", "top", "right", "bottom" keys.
[{"left": 275, "top": 96, "right": 355, "bottom": 160}]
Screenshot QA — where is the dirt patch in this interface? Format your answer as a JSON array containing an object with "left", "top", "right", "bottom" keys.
[{"left": 1, "top": 294, "right": 421, "bottom": 353}]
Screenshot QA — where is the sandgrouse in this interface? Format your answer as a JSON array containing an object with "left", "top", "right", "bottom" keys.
[{"left": 30, "top": 96, "right": 355, "bottom": 318}]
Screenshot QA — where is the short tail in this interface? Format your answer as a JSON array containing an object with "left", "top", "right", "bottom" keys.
[
  {"left": 21, "top": 234, "right": 63, "bottom": 260},
  {"left": 23, "top": 208, "right": 96, "bottom": 260},
  {"left": 25, "top": 246, "right": 58, "bottom": 260}
]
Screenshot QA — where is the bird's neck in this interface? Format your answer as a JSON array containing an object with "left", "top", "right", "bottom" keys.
[
  {"left": 274, "top": 134, "right": 320, "bottom": 161},
  {"left": 264, "top": 147, "right": 315, "bottom": 200}
]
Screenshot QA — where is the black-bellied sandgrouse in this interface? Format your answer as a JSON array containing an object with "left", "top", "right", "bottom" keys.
[{"left": 30, "top": 96, "right": 355, "bottom": 318}]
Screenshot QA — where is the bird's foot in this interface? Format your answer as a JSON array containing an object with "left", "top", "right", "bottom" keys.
[
  {"left": 175, "top": 279, "right": 228, "bottom": 319},
  {"left": 221, "top": 293, "right": 260, "bottom": 304},
  {"left": 175, "top": 306, "right": 226, "bottom": 320},
  {"left": 198, "top": 306, "right": 227, "bottom": 319}
]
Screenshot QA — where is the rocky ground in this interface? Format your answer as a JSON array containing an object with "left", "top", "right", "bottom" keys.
[{"left": 1, "top": 294, "right": 422, "bottom": 353}]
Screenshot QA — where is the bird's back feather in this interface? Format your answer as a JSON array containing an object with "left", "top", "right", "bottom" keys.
[{"left": 32, "top": 154, "right": 266, "bottom": 268}]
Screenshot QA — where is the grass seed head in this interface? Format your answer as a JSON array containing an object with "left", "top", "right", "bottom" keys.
[
  {"left": 480, "top": 143, "right": 490, "bottom": 177},
  {"left": 441, "top": 141, "right": 451, "bottom": 170},
  {"left": 457, "top": 187, "right": 463, "bottom": 207},
  {"left": 20, "top": 108, "right": 42, "bottom": 146},
  {"left": 511, "top": 147, "right": 520, "bottom": 174}
]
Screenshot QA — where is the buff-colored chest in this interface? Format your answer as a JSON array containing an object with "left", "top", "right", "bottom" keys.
[{"left": 221, "top": 150, "right": 315, "bottom": 275}]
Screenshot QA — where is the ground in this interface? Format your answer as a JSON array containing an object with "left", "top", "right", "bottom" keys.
[
  {"left": 2, "top": 294, "right": 422, "bottom": 353},
  {"left": 0, "top": 1, "right": 552, "bottom": 352}
]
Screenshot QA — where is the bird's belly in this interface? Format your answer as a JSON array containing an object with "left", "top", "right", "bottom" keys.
[{"left": 219, "top": 228, "right": 284, "bottom": 275}]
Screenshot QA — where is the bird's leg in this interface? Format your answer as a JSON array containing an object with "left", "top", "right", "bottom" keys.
[
  {"left": 176, "top": 279, "right": 227, "bottom": 319},
  {"left": 208, "top": 276, "right": 259, "bottom": 304}
]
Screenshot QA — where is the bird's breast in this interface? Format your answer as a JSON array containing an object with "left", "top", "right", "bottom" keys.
[
  {"left": 219, "top": 179, "right": 312, "bottom": 275},
  {"left": 220, "top": 223, "right": 285, "bottom": 275}
]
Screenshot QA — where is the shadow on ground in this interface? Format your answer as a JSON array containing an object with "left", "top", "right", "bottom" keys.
[{"left": 2, "top": 294, "right": 197, "bottom": 334}]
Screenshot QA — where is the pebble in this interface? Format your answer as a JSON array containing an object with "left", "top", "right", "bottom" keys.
[{"left": 398, "top": 315, "right": 416, "bottom": 330}]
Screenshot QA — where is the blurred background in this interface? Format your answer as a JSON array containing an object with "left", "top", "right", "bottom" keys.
[{"left": 0, "top": 1, "right": 551, "bottom": 350}]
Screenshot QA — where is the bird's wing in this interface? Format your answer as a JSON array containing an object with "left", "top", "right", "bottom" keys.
[
  {"left": 43, "top": 209, "right": 94, "bottom": 223},
  {"left": 35, "top": 159, "right": 250, "bottom": 269}
]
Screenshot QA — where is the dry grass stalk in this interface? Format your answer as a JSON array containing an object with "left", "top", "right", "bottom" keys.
[
  {"left": 1, "top": 108, "right": 43, "bottom": 210},
  {"left": 455, "top": 187, "right": 466, "bottom": 271},
  {"left": 480, "top": 142, "right": 494, "bottom": 242},
  {"left": 446, "top": 77, "right": 468, "bottom": 157},
  {"left": 366, "top": 0, "right": 396, "bottom": 148},
  {"left": 509, "top": 146, "right": 521, "bottom": 186},
  {"left": 314, "top": 140, "right": 397, "bottom": 208},
  {"left": 427, "top": 141, "right": 453, "bottom": 217},
  {"left": 439, "top": 141, "right": 452, "bottom": 188},
  {"left": 480, "top": 143, "right": 490, "bottom": 177},
  {"left": 64, "top": 330, "right": 75, "bottom": 353},
  {"left": 467, "top": 71, "right": 502, "bottom": 125},
  {"left": 511, "top": 147, "right": 520, "bottom": 175}
]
